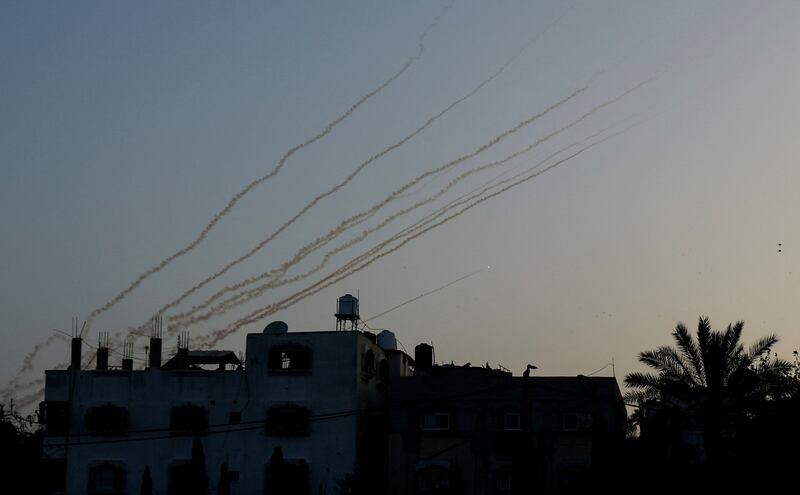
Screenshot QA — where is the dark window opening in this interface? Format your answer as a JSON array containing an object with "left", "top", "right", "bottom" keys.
[
  {"left": 229, "top": 411, "right": 242, "bottom": 424},
  {"left": 88, "top": 462, "right": 125, "bottom": 495},
  {"left": 228, "top": 470, "right": 240, "bottom": 481},
  {"left": 44, "top": 458, "right": 67, "bottom": 493},
  {"left": 419, "top": 413, "right": 451, "bottom": 431},
  {"left": 496, "top": 466, "right": 512, "bottom": 491},
  {"left": 168, "top": 461, "right": 192, "bottom": 495},
  {"left": 84, "top": 405, "right": 128, "bottom": 434},
  {"left": 418, "top": 466, "right": 449, "bottom": 491},
  {"left": 502, "top": 412, "right": 521, "bottom": 431},
  {"left": 265, "top": 459, "right": 310, "bottom": 495},
  {"left": 42, "top": 401, "right": 70, "bottom": 433},
  {"left": 562, "top": 412, "right": 593, "bottom": 431},
  {"left": 362, "top": 349, "right": 375, "bottom": 375},
  {"left": 265, "top": 405, "right": 311, "bottom": 437},
  {"left": 378, "top": 359, "right": 390, "bottom": 384},
  {"left": 170, "top": 404, "right": 208, "bottom": 435},
  {"left": 268, "top": 345, "right": 312, "bottom": 373}
]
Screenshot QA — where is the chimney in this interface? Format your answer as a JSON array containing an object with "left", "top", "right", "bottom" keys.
[
  {"left": 96, "top": 347, "right": 109, "bottom": 370},
  {"left": 149, "top": 337, "right": 162, "bottom": 369},
  {"left": 70, "top": 337, "right": 82, "bottom": 370},
  {"left": 414, "top": 343, "right": 433, "bottom": 370}
]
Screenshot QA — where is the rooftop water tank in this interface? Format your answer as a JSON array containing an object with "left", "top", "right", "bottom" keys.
[
  {"left": 336, "top": 294, "right": 359, "bottom": 317},
  {"left": 377, "top": 330, "right": 397, "bottom": 351}
]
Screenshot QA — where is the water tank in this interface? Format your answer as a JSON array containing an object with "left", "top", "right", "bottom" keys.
[
  {"left": 377, "top": 330, "right": 397, "bottom": 351},
  {"left": 336, "top": 294, "right": 359, "bottom": 317},
  {"left": 264, "top": 321, "right": 289, "bottom": 334},
  {"left": 415, "top": 343, "right": 433, "bottom": 370}
]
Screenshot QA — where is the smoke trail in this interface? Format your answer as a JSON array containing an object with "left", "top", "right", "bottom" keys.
[
  {"left": 1, "top": 333, "right": 67, "bottom": 400},
  {"left": 171, "top": 80, "right": 642, "bottom": 327},
  {"left": 207, "top": 101, "right": 651, "bottom": 342},
  {"left": 82, "top": 4, "right": 452, "bottom": 334},
  {"left": 174, "top": 117, "right": 617, "bottom": 328},
  {"left": 205, "top": 112, "right": 649, "bottom": 343},
  {"left": 158, "top": 82, "right": 590, "bottom": 333},
  {"left": 12, "top": 388, "right": 45, "bottom": 412},
  {"left": 364, "top": 267, "right": 485, "bottom": 323},
  {"left": 201, "top": 134, "right": 619, "bottom": 345},
  {"left": 149, "top": 6, "right": 575, "bottom": 334}
]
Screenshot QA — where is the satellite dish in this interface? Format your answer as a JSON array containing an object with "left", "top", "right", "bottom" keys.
[{"left": 263, "top": 321, "right": 288, "bottom": 334}]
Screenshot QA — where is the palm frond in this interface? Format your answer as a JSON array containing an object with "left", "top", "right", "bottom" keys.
[
  {"left": 672, "top": 323, "right": 704, "bottom": 384},
  {"left": 722, "top": 321, "right": 744, "bottom": 359},
  {"left": 696, "top": 316, "right": 712, "bottom": 365},
  {"left": 746, "top": 334, "right": 779, "bottom": 362},
  {"left": 624, "top": 371, "right": 662, "bottom": 391},
  {"left": 639, "top": 347, "right": 700, "bottom": 387}
]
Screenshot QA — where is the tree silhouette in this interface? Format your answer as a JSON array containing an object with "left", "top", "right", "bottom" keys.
[{"left": 625, "top": 316, "right": 790, "bottom": 463}]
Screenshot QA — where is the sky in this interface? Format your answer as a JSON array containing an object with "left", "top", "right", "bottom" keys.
[{"left": 2, "top": 0, "right": 800, "bottom": 406}]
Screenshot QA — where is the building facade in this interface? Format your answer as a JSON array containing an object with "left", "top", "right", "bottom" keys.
[
  {"left": 42, "top": 325, "right": 404, "bottom": 494},
  {"left": 387, "top": 345, "right": 627, "bottom": 495}
]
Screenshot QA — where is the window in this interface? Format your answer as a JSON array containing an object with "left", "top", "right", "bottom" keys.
[
  {"left": 44, "top": 458, "right": 66, "bottom": 493},
  {"left": 88, "top": 463, "right": 125, "bottom": 495},
  {"left": 265, "top": 405, "right": 311, "bottom": 437},
  {"left": 170, "top": 404, "right": 208, "bottom": 435},
  {"left": 229, "top": 411, "right": 242, "bottom": 424},
  {"left": 418, "top": 466, "right": 449, "bottom": 491},
  {"left": 496, "top": 466, "right": 512, "bottom": 491},
  {"left": 268, "top": 345, "right": 312, "bottom": 373},
  {"left": 378, "top": 359, "right": 390, "bottom": 384},
  {"left": 563, "top": 412, "right": 593, "bottom": 431},
  {"left": 84, "top": 405, "right": 128, "bottom": 434},
  {"left": 502, "top": 412, "right": 521, "bottom": 431},
  {"left": 265, "top": 459, "right": 310, "bottom": 495},
  {"left": 362, "top": 349, "right": 375, "bottom": 375},
  {"left": 168, "top": 461, "right": 192, "bottom": 495},
  {"left": 419, "top": 413, "right": 450, "bottom": 431},
  {"left": 42, "top": 401, "right": 70, "bottom": 433}
]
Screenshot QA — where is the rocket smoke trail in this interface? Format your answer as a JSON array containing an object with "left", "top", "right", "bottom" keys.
[
  {"left": 198, "top": 77, "right": 654, "bottom": 344},
  {"left": 172, "top": 110, "right": 621, "bottom": 328},
  {"left": 159, "top": 82, "right": 589, "bottom": 329},
  {"left": 145, "top": 4, "right": 576, "bottom": 335},
  {"left": 191, "top": 128, "right": 609, "bottom": 328},
  {"left": 81, "top": 3, "right": 452, "bottom": 335},
  {"left": 201, "top": 131, "right": 625, "bottom": 346},
  {"left": 1, "top": 333, "right": 67, "bottom": 401},
  {"left": 171, "top": 77, "right": 639, "bottom": 327}
]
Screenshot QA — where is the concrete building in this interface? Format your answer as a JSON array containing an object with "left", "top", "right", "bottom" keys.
[
  {"left": 386, "top": 345, "right": 627, "bottom": 495},
  {"left": 39, "top": 296, "right": 626, "bottom": 495},
  {"left": 41, "top": 314, "right": 409, "bottom": 494}
]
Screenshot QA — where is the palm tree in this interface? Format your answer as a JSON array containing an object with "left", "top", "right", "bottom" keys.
[{"left": 625, "top": 316, "right": 790, "bottom": 462}]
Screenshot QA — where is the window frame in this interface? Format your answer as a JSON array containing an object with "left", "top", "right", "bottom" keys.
[
  {"left": 419, "top": 412, "right": 451, "bottom": 431},
  {"left": 83, "top": 404, "right": 129, "bottom": 435},
  {"left": 268, "top": 345, "right": 312, "bottom": 374},
  {"left": 502, "top": 412, "right": 522, "bottom": 431},
  {"left": 87, "top": 462, "right": 125, "bottom": 495}
]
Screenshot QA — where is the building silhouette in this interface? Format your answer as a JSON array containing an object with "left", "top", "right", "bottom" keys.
[{"left": 40, "top": 297, "right": 625, "bottom": 494}]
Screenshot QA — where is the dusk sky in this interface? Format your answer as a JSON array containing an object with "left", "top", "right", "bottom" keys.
[{"left": 3, "top": 1, "right": 800, "bottom": 405}]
